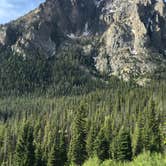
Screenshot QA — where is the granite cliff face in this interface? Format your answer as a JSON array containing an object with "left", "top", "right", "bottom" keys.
[
  {"left": 96, "top": 0, "right": 166, "bottom": 81},
  {"left": 0, "top": 0, "right": 166, "bottom": 82}
]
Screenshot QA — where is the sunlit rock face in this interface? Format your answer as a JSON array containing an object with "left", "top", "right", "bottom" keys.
[
  {"left": 95, "top": 0, "right": 166, "bottom": 80},
  {"left": 0, "top": 0, "right": 166, "bottom": 82}
]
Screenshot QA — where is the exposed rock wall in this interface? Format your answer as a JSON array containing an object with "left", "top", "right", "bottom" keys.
[
  {"left": 95, "top": 0, "right": 166, "bottom": 80},
  {"left": 0, "top": 0, "right": 166, "bottom": 81}
]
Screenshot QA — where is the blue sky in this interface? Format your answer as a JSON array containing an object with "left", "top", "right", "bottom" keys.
[{"left": 0, "top": 0, "right": 45, "bottom": 24}]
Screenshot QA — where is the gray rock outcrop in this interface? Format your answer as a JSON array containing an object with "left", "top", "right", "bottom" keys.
[{"left": 0, "top": 0, "right": 166, "bottom": 82}]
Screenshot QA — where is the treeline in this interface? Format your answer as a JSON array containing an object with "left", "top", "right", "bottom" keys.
[{"left": 0, "top": 80, "right": 165, "bottom": 165}]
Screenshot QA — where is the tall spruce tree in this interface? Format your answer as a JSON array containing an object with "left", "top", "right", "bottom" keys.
[
  {"left": 148, "top": 99, "right": 162, "bottom": 152},
  {"left": 59, "top": 131, "right": 67, "bottom": 166},
  {"left": 110, "top": 136, "right": 119, "bottom": 160},
  {"left": 86, "top": 122, "right": 98, "bottom": 157},
  {"left": 47, "top": 143, "right": 60, "bottom": 166},
  {"left": 47, "top": 129, "right": 67, "bottom": 166},
  {"left": 68, "top": 105, "right": 87, "bottom": 165},
  {"left": 35, "top": 143, "right": 45, "bottom": 166},
  {"left": 94, "top": 128, "right": 109, "bottom": 161},
  {"left": 132, "top": 111, "right": 144, "bottom": 156},
  {"left": 116, "top": 128, "right": 132, "bottom": 161},
  {"left": 15, "top": 122, "right": 35, "bottom": 166}
]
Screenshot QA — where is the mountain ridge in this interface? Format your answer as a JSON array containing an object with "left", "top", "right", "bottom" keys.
[{"left": 0, "top": 0, "right": 166, "bottom": 83}]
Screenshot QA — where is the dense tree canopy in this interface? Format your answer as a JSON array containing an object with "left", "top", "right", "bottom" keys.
[
  {"left": 0, "top": 49, "right": 165, "bottom": 165},
  {"left": 0, "top": 78, "right": 165, "bottom": 165}
]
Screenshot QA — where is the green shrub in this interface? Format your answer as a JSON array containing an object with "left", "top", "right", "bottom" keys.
[
  {"left": 83, "top": 152, "right": 166, "bottom": 166},
  {"left": 83, "top": 157, "right": 101, "bottom": 166}
]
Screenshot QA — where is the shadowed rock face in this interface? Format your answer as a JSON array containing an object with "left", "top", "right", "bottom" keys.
[
  {"left": 0, "top": 0, "right": 99, "bottom": 56},
  {"left": 40, "top": 0, "right": 98, "bottom": 33},
  {"left": 0, "top": 0, "right": 166, "bottom": 82}
]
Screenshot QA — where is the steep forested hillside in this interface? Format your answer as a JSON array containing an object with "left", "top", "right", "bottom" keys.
[
  {"left": 0, "top": 44, "right": 103, "bottom": 96},
  {"left": 0, "top": 31, "right": 166, "bottom": 166},
  {"left": 0, "top": 79, "right": 165, "bottom": 165},
  {"left": 1, "top": 0, "right": 166, "bottom": 81}
]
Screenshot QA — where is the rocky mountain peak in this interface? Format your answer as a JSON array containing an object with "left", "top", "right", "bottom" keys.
[{"left": 0, "top": 0, "right": 166, "bottom": 83}]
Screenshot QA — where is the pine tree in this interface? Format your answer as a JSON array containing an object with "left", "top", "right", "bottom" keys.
[
  {"left": 132, "top": 111, "right": 144, "bottom": 156},
  {"left": 47, "top": 129, "right": 67, "bottom": 166},
  {"left": 103, "top": 116, "right": 113, "bottom": 143},
  {"left": 142, "top": 121, "right": 151, "bottom": 151},
  {"left": 148, "top": 99, "right": 162, "bottom": 152},
  {"left": 141, "top": 106, "right": 151, "bottom": 151},
  {"left": 94, "top": 128, "right": 109, "bottom": 161},
  {"left": 110, "top": 136, "right": 119, "bottom": 160},
  {"left": 35, "top": 143, "right": 45, "bottom": 166},
  {"left": 59, "top": 131, "right": 67, "bottom": 166},
  {"left": 86, "top": 122, "right": 98, "bottom": 157},
  {"left": 132, "top": 123, "right": 142, "bottom": 156},
  {"left": 116, "top": 128, "right": 132, "bottom": 161},
  {"left": 47, "top": 143, "right": 60, "bottom": 166},
  {"left": 15, "top": 122, "right": 35, "bottom": 166},
  {"left": 68, "top": 105, "right": 87, "bottom": 165}
]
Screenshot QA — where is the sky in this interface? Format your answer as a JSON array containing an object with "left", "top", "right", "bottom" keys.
[{"left": 0, "top": 0, "right": 45, "bottom": 24}]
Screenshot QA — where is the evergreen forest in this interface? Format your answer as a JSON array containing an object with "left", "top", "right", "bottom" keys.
[{"left": 0, "top": 50, "right": 165, "bottom": 166}]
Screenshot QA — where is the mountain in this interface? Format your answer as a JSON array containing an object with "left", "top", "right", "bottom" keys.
[
  {"left": 0, "top": 1, "right": 166, "bottom": 165},
  {"left": 0, "top": 0, "right": 166, "bottom": 83}
]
